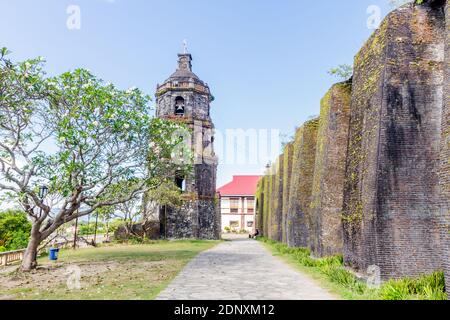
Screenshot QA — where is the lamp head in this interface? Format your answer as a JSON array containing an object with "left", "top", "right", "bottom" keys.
[{"left": 39, "top": 185, "right": 49, "bottom": 200}]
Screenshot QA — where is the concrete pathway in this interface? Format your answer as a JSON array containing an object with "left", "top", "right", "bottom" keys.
[{"left": 157, "top": 235, "right": 336, "bottom": 300}]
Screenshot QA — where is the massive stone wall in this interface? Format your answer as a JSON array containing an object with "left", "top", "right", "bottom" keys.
[
  {"left": 440, "top": 0, "right": 450, "bottom": 299},
  {"left": 262, "top": 168, "right": 272, "bottom": 238},
  {"left": 343, "top": 3, "right": 445, "bottom": 279},
  {"left": 310, "top": 82, "right": 352, "bottom": 258},
  {"left": 255, "top": 178, "right": 265, "bottom": 235},
  {"left": 256, "top": 1, "right": 449, "bottom": 285},
  {"left": 285, "top": 119, "right": 319, "bottom": 248},
  {"left": 270, "top": 155, "right": 284, "bottom": 242},
  {"left": 282, "top": 143, "right": 294, "bottom": 244}
]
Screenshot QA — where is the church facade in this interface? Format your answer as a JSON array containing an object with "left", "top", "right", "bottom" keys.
[{"left": 154, "top": 51, "right": 220, "bottom": 240}]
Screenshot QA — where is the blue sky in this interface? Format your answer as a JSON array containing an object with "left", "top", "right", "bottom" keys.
[{"left": 0, "top": 0, "right": 395, "bottom": 187}]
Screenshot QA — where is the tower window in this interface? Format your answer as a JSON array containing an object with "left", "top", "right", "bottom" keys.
[
  {"left": 175, "top": 96, "right": 185, "bottom": 115},
  {"left": 175, "top": 172, "right": 186, "bottom": 192}
]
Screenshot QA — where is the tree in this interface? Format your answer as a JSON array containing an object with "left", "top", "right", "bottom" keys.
[
  {"left": 327, "top": 64, "right": 353, "bottom": 81},
  {"left": 0, "top": 49, "right": 189, "bottom": 270},
  {"left": 101, "top": 180, "right": 184, "bottom": 240},
  {"left": 0, "top": 210, "right": 31, "bottom": 252}
]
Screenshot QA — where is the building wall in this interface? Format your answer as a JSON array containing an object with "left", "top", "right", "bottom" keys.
[
  {"left": 270, "top": 155, "right": 284, "bottom": 242},
  {"left": 282, "top": 143, "right": 294, "bottom": 244},
  {"left": 343, "top": 3, "right": 445, "bottom": 279},
  {"left": 256, "top": 178, "right": 265, "bottom": 235},
  {"left": 256, "top": 1, "right": 449, "bottom": 284},
  {"left": 286, "top": 118, "right": 319, "bottom": 248},
  {"left": 441, "top": 0, "right": 450, "bottom": 299},
  {"left": 220, "top": 196, "right": 256, "bottom": 232},
  {"left": 310, "top": 82, "right": 351, "bottom": 257}
]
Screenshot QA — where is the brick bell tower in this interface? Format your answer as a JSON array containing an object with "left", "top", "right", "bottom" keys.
[{"left": 155, "top": 48, "right": 220, "bottom": 240}]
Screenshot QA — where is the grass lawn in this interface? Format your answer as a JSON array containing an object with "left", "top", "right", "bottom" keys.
[{"left": 0, "top": 240, "right": 219, "bottom": 300}]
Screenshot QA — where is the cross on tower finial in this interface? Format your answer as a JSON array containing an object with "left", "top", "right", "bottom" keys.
[{"left": 183, "top": 39, "right": 188, "bottom": 54}]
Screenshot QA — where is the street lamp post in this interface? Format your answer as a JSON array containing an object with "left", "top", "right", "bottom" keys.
[
  {"left": 73, "top": 211, "right": 79, "bottom": 250},
  {"left": 36, "top": 185, "right": 48, "bottom": 261}
]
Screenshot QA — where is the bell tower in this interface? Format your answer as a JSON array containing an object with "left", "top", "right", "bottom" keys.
[{"left": 155, "top": 49, "right": 220, "bottom": 240}]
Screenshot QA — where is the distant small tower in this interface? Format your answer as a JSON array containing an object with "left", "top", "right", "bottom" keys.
[{"left": 155, "top": 49, "right": 220, "bottom": 240}]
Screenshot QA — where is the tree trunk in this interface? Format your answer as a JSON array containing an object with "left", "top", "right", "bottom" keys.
[{"left": 21, "top": 229, "right": 41, "bottom": 271}]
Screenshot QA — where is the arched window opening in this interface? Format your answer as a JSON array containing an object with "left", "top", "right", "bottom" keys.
[{"left": 175, "top": 96, "right": 185, "bottom": 116}]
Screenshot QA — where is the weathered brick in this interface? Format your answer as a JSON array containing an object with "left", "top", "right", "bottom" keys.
[
  {"left": 343, "top": 3, "right": 445, "bottom": 280},
  {"left": 440, "top": 0, "right": 450, "bottom": 299},
  {"left": 270, "top": 155, "right": 284, "bottom": 242},
  {"left": 256, "top": 178, "right": 265, "bottom": 235},
  {"left": 310, "top": 82, "right": 352, "bottom": 257},
  {"left": 286, "top": 119, "right": 319, "bottom": 248},
  {"left": 282, "top": 143, "right": 294, "bottom": 244},
  {"left": 263, "top": 170, "right": 271, "bottom": 238}
]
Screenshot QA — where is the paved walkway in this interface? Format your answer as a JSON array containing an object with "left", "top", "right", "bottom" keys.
[{"left": 157, "top": 235, "right": 336, "bottom": 300}]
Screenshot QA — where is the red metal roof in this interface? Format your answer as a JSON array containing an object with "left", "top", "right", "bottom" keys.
[{"left": 217, "top": 175, "right": 262, "bottom": 196}]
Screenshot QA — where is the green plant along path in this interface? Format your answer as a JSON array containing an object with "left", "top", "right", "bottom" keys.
[{"left": 259, "top": 238, "right": 446, "bottom": 300}]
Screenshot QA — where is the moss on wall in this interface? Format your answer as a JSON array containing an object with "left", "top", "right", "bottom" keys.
[
  {"left": 441, "top": 0, "right": 450, "bottom": 300},
  {"left": 270, "top": 155, "right": 284, "bottom": 241},
  {"left": 255, "top": 1, "right": 449, "bottom": 286},
  {"left": 310, "top": 82, "right": 352, "bottom": 257},
  {"left": 282, "top": 143, "right": 294, "bottom": 244},
  {"left": 286, "top": 118, "right": 319, "bottom": 248}
]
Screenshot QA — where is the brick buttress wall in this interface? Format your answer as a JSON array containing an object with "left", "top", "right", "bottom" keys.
[
  {"left": 286, "top": 119, "right": 319, "bottom": 248},
  {"left": 256, "top": 179, "right": 265, "bottom": 236},
  {"left": 282, "top": 143, "right": 294, "bottom": 244},
  {"left": 343, "top": 3, "right": 445, "bottom": 279},
  {"left": 440, "top": 0, "right": 450, "bottom": 299},
  {"left": 270, "top": 155, "right": 284, "bottom": 242},
  {"left": 310, "top": 82, "right": 352, "bottom": 257},
  {"left": 263, "top": 167, "right": 273, "bottom": 238}
]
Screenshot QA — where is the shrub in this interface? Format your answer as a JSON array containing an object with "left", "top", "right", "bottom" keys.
[
  {"left": 258, "top": 237, "right": 447, "bottom": 300},
  {"left": 0, "top": 210, "right": 31, "bottom": 251},
  {"left": 379, "top": 279, "right": 412, "bottom": 300},
  {"left": 379, "top": 272, "right": 446, "bottom": 300}
]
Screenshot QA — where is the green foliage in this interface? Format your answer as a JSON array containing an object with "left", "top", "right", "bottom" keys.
[
  {"left": 379, "top": 272, "right": 446, "bottom": 300},
  {"left": 0, "top": 210, "right": 31, "bottom": 251},
  {"left": 77, "top": 220, "right": 106, "bottom": 236},
  {"left": 146, "top": 181, "right": 184, "bottom": 208},
  {"left": 107, "top": 218, "right": 127, "bottom": 235},
  {"left": 259, "top": 237, "right": 447, "bottom": 300},
  {"left": 1, "top": 49, "right": 193, "bottom": 270},
  {"left": 328, "top": 64, "right": 353, "bottom": 81}
]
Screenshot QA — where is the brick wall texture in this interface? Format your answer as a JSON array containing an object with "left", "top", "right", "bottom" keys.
[
  {"left": 285, "top": 119, "right": 319, "bottom": 248},
  {"left": 343, "top": 3, "right": 445, "bottom": 280},
  {"left": 282, "top": 143, "right": 294, "bottom": 244},
  {"left": 441, "top": 0, "right": 450, "bottom": 299},
  {"left": 256, "top": 1, "right": 450, "bottom": 286},
  {"left": 310, "top": 82, "right": 352, "bottom": 258}
]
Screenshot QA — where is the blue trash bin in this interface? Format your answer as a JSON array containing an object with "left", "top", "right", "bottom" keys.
[{"left": 49, "top": 248, "right": 60, "bottom": 261}]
